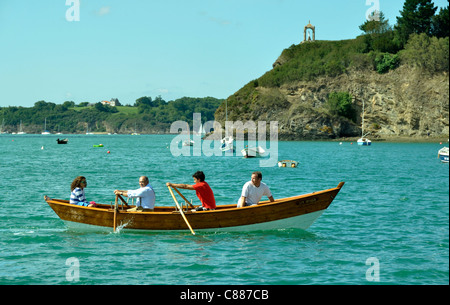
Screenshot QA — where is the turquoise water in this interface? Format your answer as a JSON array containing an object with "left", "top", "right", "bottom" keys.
[{"left": 0, "top": 134, "right": 448, "bottom": 285}]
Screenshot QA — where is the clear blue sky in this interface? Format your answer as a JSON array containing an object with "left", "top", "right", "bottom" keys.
[{"left": 0, "top": 0, "right": 448, "bottom": 107}]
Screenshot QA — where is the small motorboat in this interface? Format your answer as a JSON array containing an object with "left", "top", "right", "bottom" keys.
[
  {"left": 56, "top": 138, "right": 68, "bottom": 144},
  {"left": 438, "top": 147, "right": 449, "bottom": 163},
  {"left": 278, "top": 160, "right": 298, "bottom": 168}
]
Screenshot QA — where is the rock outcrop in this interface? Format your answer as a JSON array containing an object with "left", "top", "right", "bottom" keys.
[{"left": 216, "top": 55, "right": 449, "bottom": 141}]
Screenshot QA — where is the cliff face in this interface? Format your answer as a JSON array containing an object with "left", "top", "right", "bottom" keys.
[
  {"left": 278, "top": 66, "right": 449, "bottom": 140},
  {"left": 215, "top": 52, "right": 449, "bottom": 141}
]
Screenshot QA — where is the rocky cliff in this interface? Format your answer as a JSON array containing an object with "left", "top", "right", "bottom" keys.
[{"left": 215, "top": 44, "right": 449, "bottom": 141}]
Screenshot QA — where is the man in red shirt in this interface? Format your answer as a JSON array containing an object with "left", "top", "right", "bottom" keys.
[{"left": 166, "top": 171, "right": 216, "bottom": 211}]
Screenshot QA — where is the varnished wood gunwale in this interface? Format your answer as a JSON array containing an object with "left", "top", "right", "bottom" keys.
[{"left": 45, "top": 182, "right": 345, "bottom": 231}]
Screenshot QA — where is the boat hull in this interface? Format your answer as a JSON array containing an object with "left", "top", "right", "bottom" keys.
[
  {"left": 45, "top": 182, "right": 345, "bottom": 232},
  {"left": 241, "top": 147, "right": 265, "bottom": 158},
  {"left": 62, "top": 210, "right": 325, "bottom": 233},
  {"left": 221, "top": 148, "right": 234, "bottom": 153},
  {"left": 439, "top": 154, "right": 449, "bottom": 163},
  {"left": 278, "top": 160, "right": 298, "bottom": 168},
  {"left": 438, "top": 147, "right": 449, "bottom": 163},
  {"left": 357, "top": 138, "right": 371, "bottom": 146}
]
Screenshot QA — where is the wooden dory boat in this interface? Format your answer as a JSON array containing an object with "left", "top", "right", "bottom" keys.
[{"left": 44, "top": 182, "right": 345, "bottom": 233}]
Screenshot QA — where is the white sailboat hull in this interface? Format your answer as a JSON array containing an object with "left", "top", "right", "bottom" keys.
[
  {"left": 357, "top": 138, "right": 371, "bottom": 146},
  {"left": 241, "top": 146, "right": 266, "bottom": 158}
]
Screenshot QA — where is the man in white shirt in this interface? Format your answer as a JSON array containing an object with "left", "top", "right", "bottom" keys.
[
  {"left": 114, "top": 176, "right": 156, "bottom": 211},
  {"left": 237, "top": 171, "right": 275, "bottom": 208}
]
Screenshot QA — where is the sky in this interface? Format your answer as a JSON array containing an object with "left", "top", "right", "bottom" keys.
[{"left": 0, "top": 0, "right": 448, "bottom": 107}]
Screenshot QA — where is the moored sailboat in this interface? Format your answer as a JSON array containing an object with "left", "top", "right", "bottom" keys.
[
  {"left": 220, "top": 100, "right": 235, "bottom": 153},
  {"left": 17, "top": 120, "right": 26, "bottom": 135},
  {"left": 241, "top": 146, "right": 266, "bottom": 158},
  {"left": 357, "top": 100, "right": 371, "bottom": 146},
  {"left": 220, "top": 136, "right": 234, "bottom": 153},
  {"left": 41, "top": 118, "right": 51, "bottom": 135}
]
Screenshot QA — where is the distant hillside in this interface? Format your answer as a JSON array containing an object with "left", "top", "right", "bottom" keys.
[
  {"left": 0, "top": 97, "right": 223, "bottom": 134},
  {"left": 215, "top": 34, "right": 449, "bottom": 140}
]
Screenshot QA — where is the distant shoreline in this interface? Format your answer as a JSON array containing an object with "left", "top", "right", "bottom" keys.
[
  {"left": 331, "top": 136, "right": 449, "bottom": 143},
  {"left": 2, "top": 132, "right": 448, "bottom": 144}
]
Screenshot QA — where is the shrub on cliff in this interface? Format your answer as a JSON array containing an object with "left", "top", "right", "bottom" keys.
[
  {"left": 374, "top": 53, "right": 400, "bottom": 73},
  {"left": 400, "top": 33, "right": 449, "bottom": 73},
  {"left": 326, "top": 92, "right": 357, "bottom": 122}
]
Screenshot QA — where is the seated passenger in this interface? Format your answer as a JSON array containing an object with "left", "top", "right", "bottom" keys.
[
  {"left": 70, "top": 176, "right": 96, "bottom": 207},
  {"left": 237, "top": 171, "right": 274, "bottom": 208}
]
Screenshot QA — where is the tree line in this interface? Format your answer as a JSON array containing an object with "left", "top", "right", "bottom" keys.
[{"left": 0, "top": 96, "right": 223, "bottom": 134}]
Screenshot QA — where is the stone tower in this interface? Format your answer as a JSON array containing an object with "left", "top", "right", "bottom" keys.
[{"left": 302, "top": 21, "right": 315, "bottom": 43}]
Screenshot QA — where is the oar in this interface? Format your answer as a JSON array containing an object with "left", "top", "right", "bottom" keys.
[
  {"left": 172, "top": 186, "right": 195, "bottom": 209},
  {"left": 167, "top": 186, "right": 196, "bottom": 235},
  {"left": 113, "top": 195, "right": 119, "bottom": 232},
  {"left": 117, "top": 194, "right": 129, "bottom": 210}
]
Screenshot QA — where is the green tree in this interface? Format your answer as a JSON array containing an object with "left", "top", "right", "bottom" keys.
[
  {"left": 395, "top": 0, "right": 438, "bottom": 46},
  {"left": 135, "top": 96, "right": 153, "bottom": 107},
  {"left": 327, "top": 92, "right": 356, "bottom": 122},
  {"left": 360, "top": 11, "right": 391, "bottom": 35},
  {"left": 400, "top": 33, "right": 449, "bottom": 73},
  {"left": 95, "top": 102, "right": 114, "bottom": 112},
  {"left": 63, "top": 101, "right": 75, "bottom": 108},
  {"left": 359, "top": 11, "right": 401, "bottom": 53},
  {"left": 431, "top": 5, "right": 449, "bottom": 38}
]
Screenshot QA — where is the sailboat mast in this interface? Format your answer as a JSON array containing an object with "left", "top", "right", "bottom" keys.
[
  {"left": 225, "top": 100, "right": 228, "bottom": 122},
  {"left": 361, "top": 100, "right": 365, "bottom": 137}
]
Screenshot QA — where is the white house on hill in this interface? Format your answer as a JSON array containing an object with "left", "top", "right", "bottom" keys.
[{"left": 101, "top": 98, "right": 121, "bottom": 107}]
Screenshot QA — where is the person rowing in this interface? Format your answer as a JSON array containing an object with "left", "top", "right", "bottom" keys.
[
  {"left": 166, "top": 171, "right": 216, "bottom": 211},
  {"left": 114, "top": 176, "right": 155, "bottom": 212}
]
